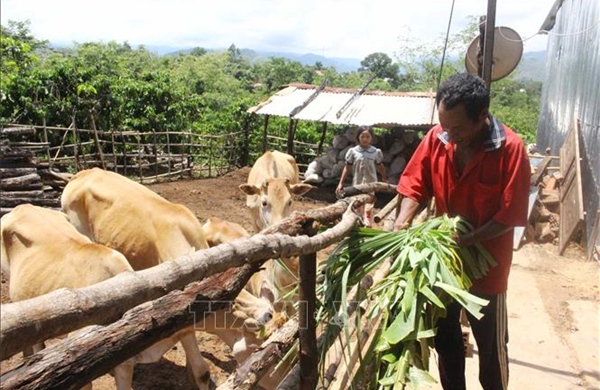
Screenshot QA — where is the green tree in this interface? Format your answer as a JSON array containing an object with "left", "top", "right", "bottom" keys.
[
  {"left": 0, "top": 20, "right": 48, "bottom": 123},
  {"left": 360, "top": 52, "right": 400, "bottom": 87}
]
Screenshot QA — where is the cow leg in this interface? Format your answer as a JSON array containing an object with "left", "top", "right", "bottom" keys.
[
  {"left": 112, "top": 359, "right": 135, "bottom": 390},
  {"left": 179, "top": 331, "right": 211, "bottom": 390}
]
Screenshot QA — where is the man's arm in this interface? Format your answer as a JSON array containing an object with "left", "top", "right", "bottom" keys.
[
  {"left": 393, "top": 197, "right": 421, "bottom": 231},
  {"left": 457, "top": 219, "right": 512, "bottom": 247}
]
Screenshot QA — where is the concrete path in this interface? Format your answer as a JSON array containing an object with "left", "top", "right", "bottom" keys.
[{"left": 421, "top": 248, "right": 599, "bottom": 390}]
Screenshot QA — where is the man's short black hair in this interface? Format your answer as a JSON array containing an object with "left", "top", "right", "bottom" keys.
[{"left": 435, "top": 73, "right": 490, "bottom": 122}]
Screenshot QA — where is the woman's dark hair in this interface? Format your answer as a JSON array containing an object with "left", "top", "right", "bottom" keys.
[
  {"left": 435, "top": 73, "right": 490, "bottom": 122},
  {"left": 355, "top": 126, "right": 373, "bottom": 143}
]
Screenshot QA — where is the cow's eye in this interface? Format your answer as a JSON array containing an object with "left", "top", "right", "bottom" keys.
[
  {"left": 261, "top": 200, "right": 268, "bottom": 207},
  {"left": 287, "top": 200, "right": 292, "bottom": 207}
]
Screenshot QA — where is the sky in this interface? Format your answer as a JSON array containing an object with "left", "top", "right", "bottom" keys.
[{"left": 1, "top": 0, "right": 553, "bottom": 59}]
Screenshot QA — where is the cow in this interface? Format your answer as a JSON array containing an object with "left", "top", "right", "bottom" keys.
[
  {"left": 200, "top": 216, "right": 265, "bottom": 297},
  {"left": 238, "top": 151, "right": 313, "bottom": 314},
  {"left": 201, "top": 216, "right": 250, "bottom": 248},
  {"left": 200, "top": 216, "right": 292, "bottom": 389},
  {"left": 0, "top": 204, "right": 134, "bottom": 389},
  {"left": 61, "top": 168, "right": 278, "bottom": 389},
  {"left": 239, "top": 150, "right": 313, "bottom": 232}
]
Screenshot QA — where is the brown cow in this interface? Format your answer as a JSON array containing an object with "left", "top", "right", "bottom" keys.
[
  {"left": 239, "top": 150, "right": 313, "bottom": 232},
  {"left": 0, "top": 204, "right": 133, "bottom": 390},
  {"left": 61, "top": 168, "right": 277, "bottom": 389}
]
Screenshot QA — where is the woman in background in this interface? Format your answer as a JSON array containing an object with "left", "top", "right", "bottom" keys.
[{"left": 336, "top": 126, "right": 386, "bottom": 227}]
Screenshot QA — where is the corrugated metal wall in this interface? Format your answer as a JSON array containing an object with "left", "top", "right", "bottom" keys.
[{"left": 537, "top": 0, "right": 600, "bottom": 254}]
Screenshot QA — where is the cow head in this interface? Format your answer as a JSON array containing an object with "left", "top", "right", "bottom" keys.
[{"left": 239, "top": 178, "right": 312, "bottom": 231}]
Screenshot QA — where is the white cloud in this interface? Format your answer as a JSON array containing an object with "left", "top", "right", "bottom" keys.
[{"left": 1, "top": 0, "right": 552, "bottom": 59}]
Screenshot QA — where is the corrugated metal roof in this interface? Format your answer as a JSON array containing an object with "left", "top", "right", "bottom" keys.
[{"left": 248, "top": 83, "right": 439, "bottom": 127}]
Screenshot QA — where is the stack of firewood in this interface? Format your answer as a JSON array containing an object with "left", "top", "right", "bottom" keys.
[
  {"left": 303, "top": 127, "right": 421, "bottom": 185},
  {"left": 0, "top": 127, "right": 71, "bottom": 217},
  {"left": 527, "top": 171, "right": 563, "bottom": 244}
]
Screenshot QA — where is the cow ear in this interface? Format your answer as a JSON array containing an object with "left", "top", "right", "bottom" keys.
[
  {"left": 290, "top": 183, "right": 313, "bottom": 196},
  {"left": 260, "top": 284, "right": 275, "bottom": 303},
  {"left": 239, "top": 184, "right": 259, "bottom": 195}
]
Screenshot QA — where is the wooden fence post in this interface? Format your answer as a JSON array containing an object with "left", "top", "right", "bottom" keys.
[
  {"left": 42, "top": 118, "right": 51, "bottom": 166},
  {"left": 152, "top": 129, "right": 159, "bottom": 178},
  {"left": 71, "top": 117, "right": 80, "bottom": 171},
  {"left": 317, "top": 122, "right": 328, "bottom": 156},
  {"left": 120, "top": 130, "right": 127, "bottom": 176},
  {"left": 299, "top": 250, "right": 318, "bottom": 390},
  {"left": 262, "top": 115, "right": 270, "bottom": 153},
  {"left": 89, "top": 111, "right": 106, "bottom": 170},
  {"left": 166, "top": 129, "right": 171, "bottom": 176},
  {"left": 137, "top": 135, "right": 143, "bottom": 183},
  {"left": 111, "top": 131, "right": 117, "bottom": 171}
]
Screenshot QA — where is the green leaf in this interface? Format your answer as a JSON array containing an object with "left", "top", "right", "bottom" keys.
[
  {"left": 418, "top": 285, "right": 445, "bottom": 308},
  {"left": 434, "top": 281, "right": 489, "bottom": 319}
]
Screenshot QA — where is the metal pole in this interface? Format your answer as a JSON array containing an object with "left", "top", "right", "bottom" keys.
[{"left": 482, "top": 0, "right": 497, "bottom": 88}]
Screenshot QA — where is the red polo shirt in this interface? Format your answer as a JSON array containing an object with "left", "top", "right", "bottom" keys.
[{"left": 398, "top": 119, "right": 530, "bottom": 294}]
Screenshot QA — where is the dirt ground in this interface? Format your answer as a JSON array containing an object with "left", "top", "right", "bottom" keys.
[{"left": 1, "top": 167, "right": 598, "bottom": 389}]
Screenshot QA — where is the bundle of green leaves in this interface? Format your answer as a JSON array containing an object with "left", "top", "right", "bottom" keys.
[{"left": 318, "top": 215, "right": 496, "bottom": 389}]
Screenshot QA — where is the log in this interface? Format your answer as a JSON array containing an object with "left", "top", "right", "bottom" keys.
[
  {"left": 0, "top": 190, "right": 44, "bottom": 198},
  {"left": 0, "top": 197, "right": 61, "bottom": 208},
  {"left": 338, "top": 182, "right": 397, "bottom": 198},
  {"left": 216, "top": 317, "right": 300, "bottom": 390},
  {"left": 0, "top": 173, "right": 42, "bottom": 190},
  {"left": 530, "top": 155, "right": 553, "bottom": 185},
  {"left": 374, "top": 194, "right": 400, "bottom": 223},
  {"left": 262, "top": 196, "right": 369, "bottom": 236},
  {"left": 37, "top": 169, "right": 73, "bottom": 184},
  {"left": 0, "top": 157, "right": 36, "bottom": 168},
  {"left": 0, "top": 263, "right": 259, "bottom": 390},
  {"left": 0, "top": 203, "right": 360, "bottom": 360},
  {"left": 325, "top": 262, "right": 390, "bottom": 390},
  {"left": 0, "top": 148, "right": 34, "bottom": 159},
  {"left": 328, "top": 313, "right": 383, "bottom": 390},
  {"left": 0, "top": 126, "right": 36, "bottom": 135},
  {"left": 278, "top": 261, "right": 390, "bottom": 390},
  {"left": 0, "top": 167, "right": 37, "bottom": 178}
]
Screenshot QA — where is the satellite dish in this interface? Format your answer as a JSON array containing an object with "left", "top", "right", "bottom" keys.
[{"left": 465, "top": 26, "right": 523, "bottom": 82}]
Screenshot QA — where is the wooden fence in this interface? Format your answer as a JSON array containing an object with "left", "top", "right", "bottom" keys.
[
  {"left": 0, "top": 189, "right": 398, "bottom": 390},
  {"left": 1, "top": 124, "right": 321, "bottom": 182}
]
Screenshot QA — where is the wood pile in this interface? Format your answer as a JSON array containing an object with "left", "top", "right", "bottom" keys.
[
  {"left": 526, "top": 157, "right": 563, "bottom": 244},
  {"left": 0, "top": 126, "right": 71, "bottom": 216},
  {"left": 303, "top": 127, "right": 421, "bottom": 185}
]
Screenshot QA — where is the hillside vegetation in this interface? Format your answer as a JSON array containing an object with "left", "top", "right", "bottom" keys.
[{"left": 1, "top": 20, "right": 541, "bottom": 150}]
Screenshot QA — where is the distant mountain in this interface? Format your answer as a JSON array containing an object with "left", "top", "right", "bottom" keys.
[
  {"left": 54, "top": 41, "right": 545, "bottom": 81},
  {"left": 237, "top": 49, "right": 362, "bottom": 73},
  {"left": 165, "top": 46, "right": 362, "bottom": 73},
  {"left": 514, "top": 51, "right": 546, "bottom": 82}
]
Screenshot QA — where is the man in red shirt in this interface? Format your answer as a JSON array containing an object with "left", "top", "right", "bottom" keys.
[{"left": 393, "top": 73, "right": 530, "bottom": 390}]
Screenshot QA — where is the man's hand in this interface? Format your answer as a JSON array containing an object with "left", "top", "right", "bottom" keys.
[
  {"left": 455, "top": 231, "right": 476, "bottom": 247},
  {"left": 392, "top": 221, "right": 410, "bottom": 231}
]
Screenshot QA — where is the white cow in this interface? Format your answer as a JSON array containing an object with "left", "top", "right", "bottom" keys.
[
  {"left": 61, "top": 168, "right": 277, "bottom": 389},
  {"left": 0, "top": 204, "right": 133, "bottom": 390}
]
